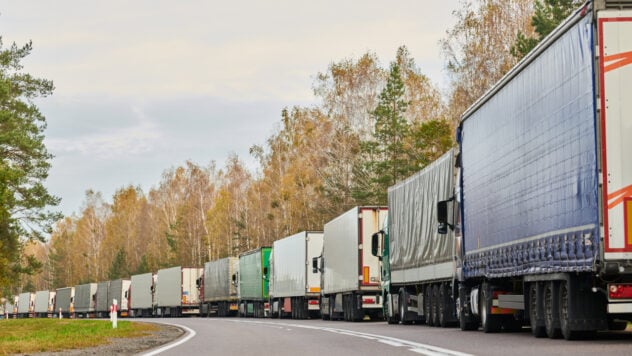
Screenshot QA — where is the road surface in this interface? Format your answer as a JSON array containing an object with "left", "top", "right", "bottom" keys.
[{"left": 142, "top": 318, "right": 632, "bottom": 356}]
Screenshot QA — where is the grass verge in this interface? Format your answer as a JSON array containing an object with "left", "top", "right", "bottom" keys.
[{"left": 0, "top": 318, "right": 158, "bottom": 355}]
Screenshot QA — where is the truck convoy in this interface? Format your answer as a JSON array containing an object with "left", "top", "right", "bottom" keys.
[
  {"left": 74, "top": 283, "right": 97, "bottom": 318},
  {"left": 155, "top": 266, "right": 202, "bottom": 317},
  {"left": 317, "top": 206, "right": 387, "bottom": 321},
  {"left": 238, "top": 247, "right": 272, "bottom": 317},
  {"left": 270, "top": 231, "right": 323, "bottom": 319},
  {"left": 200, "top": 257, "right": 239, "bottom": 317},
  {"left": 130, "top": 272, "right": 156, "bottom": 317},
  {"left": 431, "top": 0, "right": 632, "bottom": 340},
  {"left": 373, "top": 150, "right": 457, "bottom": 326}
]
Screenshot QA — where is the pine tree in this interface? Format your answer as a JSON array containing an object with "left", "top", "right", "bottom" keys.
[
  {"left": 0, "top": 39, "right": 60, "bottom": 291},
  {"left": 353, "top": 63, "right": 412, "bottom": 204},
  {"left": 511, "top": 0, "right": 583, "bottom": 59}
]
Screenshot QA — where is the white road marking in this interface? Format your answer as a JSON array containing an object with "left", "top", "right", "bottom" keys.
[
  {"left": 141, "top": 322, "right": 196, "bottom": 356},
  {"left": 224, "top": 319, "right": 472, "bottom": 356}
]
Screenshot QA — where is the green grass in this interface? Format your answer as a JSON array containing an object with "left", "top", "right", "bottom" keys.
[{"left": 0, "top": 318, "right": 158, "bottom": 355}]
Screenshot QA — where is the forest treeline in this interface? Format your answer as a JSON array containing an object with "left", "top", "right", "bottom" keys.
[{"left": 7, "top": 0, "right": 582, "bottom": 293}]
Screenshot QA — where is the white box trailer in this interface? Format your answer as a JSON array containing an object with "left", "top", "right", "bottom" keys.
[
  {"left": 317, "top": 206, "right": 387, "bottom": 321},
  {"left": 201, "top": 257, "right": 239, "bottom": 317},
  {"left": 34, "top": 290, "right": 56, "bottom": 317},
  {"left": 156, "top": 266, "right": 202, "bottom": 316},
  {"left": 74, "top": 283, "right": 97, "bottom": 317},
  {"left": 17, "top": 292, "right": 35, "bottom": 317},
  {"left": 270, "top": 231, "right": 323, "bottom": 319},
  {"left": 108, "top": 279, "right": 131, "bottom": 317},
  {"left": 130, "top": 272, "right": 156, "bottom": 317},
  {"left": 55, "top": 287, "right": 75, "bottom": 317},
  {"left": 95, "top": 281, "right": 109, "bottom": 317}
]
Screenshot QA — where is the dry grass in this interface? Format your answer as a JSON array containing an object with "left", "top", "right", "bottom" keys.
[{"left": 0, "top": 318, "right": 158, "bottom": 355}]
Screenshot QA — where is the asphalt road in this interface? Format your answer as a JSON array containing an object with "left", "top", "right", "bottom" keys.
[{"left": 141, "top": 318, "right": 632, "bottom": 356}]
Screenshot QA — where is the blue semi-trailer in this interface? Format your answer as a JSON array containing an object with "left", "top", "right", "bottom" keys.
[{"left": 437, "top": 0, "right": 632, "bottom": 340}]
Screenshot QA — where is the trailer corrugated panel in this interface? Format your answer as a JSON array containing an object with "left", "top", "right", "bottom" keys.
[
  {"left": 323, "top": 207, "right": 386, "bottom": 294},
  {"left": 17, "top": 292, "right": 34, "bottom": 314},
  {"left": 74, "top": 283, "right": 97, "bottom": 313},
  {"left": 95, "top": 281, "right": 109, "bottom": 313},
  {"left": 182, "top": 268, "right": 202, "bottom": 306},
  {"left": 460, "top": 13, "right": 599, "bottom": 278},
  {"left": 239, "top": 248, "right": 271, "bottom": 301},
  {"left": 108, "top": 279, "right": 130, "bottom": 311},
  {"left": 388, "top": 150, "right": 455, "bottom": 283},
  {"left": 55, "top": 287, "right": 74, "bottom": 313},
  {"left": 34, "top": 290, "right": 52, "bottom": 314},
  {"left": 204, "top": 257, "right": 238, "bottom": 302},
  {"left": 131, "top": 273, "right": 154, "bottom": 309},
  {"left": 156, "top": 266, "right": 182, "bottom": 307}
]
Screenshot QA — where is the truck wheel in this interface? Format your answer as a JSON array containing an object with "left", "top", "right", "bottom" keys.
[
  {"left": 399, "top": 290, "right": 411, "bottom": 325},
  {"left": 529, "top": 283, "right": 545, "bottom": 337},
  {"left": 480, "top": 282, "right": 501, "bottom": 333},
  {"left": 386, "top": 293, "right": 399, "bottom": 324},
  {"left": 351, "top": 294, "right": 362, "bottom": 322},
  {"left": 438, "top": 283, "right": 451, "bottom": 327},
  {"left": 431, "top": 284, "right": 440, "bottom": 327},
  {"left": 559, "top": 280, "right": 590, "bottom": 340},
  {"left": 543, "top": 282, "right": 561, "bottom": 339},
  {"left": 425, "top": 286, "right": 434, "bottom": 326},
  {"left": 329, "top": 296, "right": 338, "bottom": 321}
]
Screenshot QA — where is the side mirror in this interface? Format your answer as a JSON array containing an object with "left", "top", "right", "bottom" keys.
[
  {"left": 195, "top": 277, "right": 201, "bottom": 288},
  {"left": 263, "top": 267, "right": 268, "bottom": 275},
  {"left": 371, "top": 231, "right": 383, "bottom": 259},
  {"left": 437, "top": 198, "right": 454, "bottom": 234},
  {"left": 312, "top": 257, "right": 319, "bottom": 274}
]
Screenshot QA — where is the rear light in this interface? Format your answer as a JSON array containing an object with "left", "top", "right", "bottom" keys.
[
  {"left": 609, "top": 284, "right": 632, "bottom": 299},
  {"left": 363, "top": 298, "right": 376, "bottom": 304},
  {"left": 308, "top": 300, "right": 319, "bottom": 305}
]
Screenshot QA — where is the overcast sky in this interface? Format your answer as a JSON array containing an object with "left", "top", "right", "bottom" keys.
[{"left": 0, "top": 0, "right": 459, "bottom": 217}]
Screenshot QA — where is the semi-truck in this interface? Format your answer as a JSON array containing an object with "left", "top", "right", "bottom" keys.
[
  {"left": 316, "top": 206, "right": 387, "bottom": 321},
  {"left": 372, "top": 150, "right": 457, "bottom": 326},
  {"left": 74, "top": 283, "right": 97, "bottom": 318},
  {"left": 17, "top": 292, "right": 35, "bottom": 318},
  {"left": 108, "top": 279, "right": 131, "bottom": 317},
  {"left": 55, "top": 287, "right": 74, "bottom": 317},
  {"left": 155, "top": 266, "right": 202, "bottom": 317},
  {"left": 130, "top": 272, "right": 156, "bottom": 317},
  {"left": 270, "top": 231, "right": 323, "bottom": 319},
  {"left": 95, "top": 281, "right": 109, "bottom": 318},
  {"left": 200, "top": 257, "right": 239, "bottom": 317},
  {"left": 34, "top": 290, "right": 56, "bottom": 318},
  {"left": 238, "top": 247, "right": 271, "bottom": 317},
  {"left": 436, "top": 0, "right": 632, "bottom": 340}
]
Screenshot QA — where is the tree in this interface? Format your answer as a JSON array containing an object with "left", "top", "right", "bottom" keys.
[
  {"left": 441, "top": 0, "right": 535, "bottom": 121},
  {"left": 511, "top": 0, "right": 583, "bottom": 59},
  {"left": 353, "top": 62, "right": 411, "bottom": 204},
  {"left": 0, "top": 39, "right": 60, "bottom": 291}
]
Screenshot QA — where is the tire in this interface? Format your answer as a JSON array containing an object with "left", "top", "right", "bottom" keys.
[
  {"left": 544, "top": 282, "right": 561, "bottom": 339},
  {"left": 425, "top": 286, "right": 435, "bottom": 326},
  {"left": 432, "top": 285, "right": 440, "bottom": 327},
  {"left": 438, "top": 284, "right": 450, "bottom": 327},
  {"left": 480, "top": 283, "right": 501, "bottom": 333},
  {"left": 608, "top": 319, "right": 628, "bottom": 331},
  {"left": 329, "top": 296, "right": 338, "bottom": 321},
  {"left": 386, "top": 293, "right": 399, "bottom": 324},
  {"left": 399, "top": 290, "right": 411, "bottom": 325},
  {"left": 529, "top": 283, "right": 546, "bottom": 338}
]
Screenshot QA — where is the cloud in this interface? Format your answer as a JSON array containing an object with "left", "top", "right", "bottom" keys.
[{"left": 46, "top": 105, "right": 163, "bottom": 159}]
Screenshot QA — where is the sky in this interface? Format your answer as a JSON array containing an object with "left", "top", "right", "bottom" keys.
[{"left": 0, "top": 0, "right": 459, "bottom": 217}]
